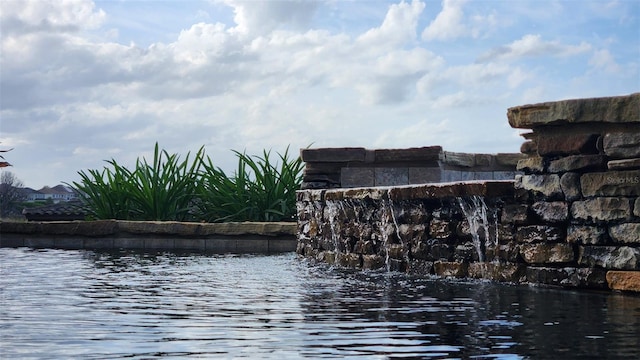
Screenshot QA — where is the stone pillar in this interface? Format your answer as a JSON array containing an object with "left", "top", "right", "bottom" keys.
[{"left": 507, "top": 93, "right": 640, "bottom": 291}]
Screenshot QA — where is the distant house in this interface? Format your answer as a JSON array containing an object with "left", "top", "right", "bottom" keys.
[
  {"left": 21, "top": 187, "right": 45, "bottom": 202},
  {"left": 23, "top": 185, "right": 78, "bottom": 203}
]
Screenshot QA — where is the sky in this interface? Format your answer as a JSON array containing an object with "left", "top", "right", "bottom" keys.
[{"left": 1, "top": 0, "right": 638, "bottom": 189}]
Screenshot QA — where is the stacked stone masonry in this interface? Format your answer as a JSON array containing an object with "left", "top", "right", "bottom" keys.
[
  {"left": 296, "top": 93, "right": 640, "bottom": 292},
  {"left": 300, "top": 146, "right": 523, "bottom": 189}
]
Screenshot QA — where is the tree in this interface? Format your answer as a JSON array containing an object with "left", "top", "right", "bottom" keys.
[{"left": 0, "top": 171, "right": 26, "bottom": 218}]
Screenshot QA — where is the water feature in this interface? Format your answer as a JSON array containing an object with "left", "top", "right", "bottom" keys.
[
  {"left": 2, "top": 247, "right": 639, "bottom": 359},
  {"left": 457, "top": 196, "right": 491, "bottom": 263}
]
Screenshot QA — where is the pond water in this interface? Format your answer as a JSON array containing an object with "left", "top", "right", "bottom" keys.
[{"left": 1, "top": 247, "right": 639, "bottom": 359}]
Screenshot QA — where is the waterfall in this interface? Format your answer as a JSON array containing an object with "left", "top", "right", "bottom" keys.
[
  {"left": 457, "top": 196, "right": 491, "bottom": 263},
  {"left": 326, "top": 201, "right": 342, "bottom": 262}
]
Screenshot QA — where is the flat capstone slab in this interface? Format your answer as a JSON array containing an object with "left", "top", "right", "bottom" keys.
[
  {"left": 321, "top": 180, "right": 515, "bottom": 201},
  {"left": 507, "top": 93, "right": 640, "bottom": 129}
]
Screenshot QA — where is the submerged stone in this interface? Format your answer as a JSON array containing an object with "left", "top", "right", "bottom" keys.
[{"left": 606, "top": 271, "right": 640, "bottom": 292}]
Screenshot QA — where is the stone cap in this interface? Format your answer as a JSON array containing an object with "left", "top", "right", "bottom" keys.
[
  {"left": 0, "top": 220, "right": 297, "bottom": 237},
  {"left": 319, "top": 180, "right": 515, "bottom": 201},
  {"left": 301, "top": 146, "right": 442, "bottom": 163},
  {"left": 507, "top": 93, "right": 640, "bottom": 129}
]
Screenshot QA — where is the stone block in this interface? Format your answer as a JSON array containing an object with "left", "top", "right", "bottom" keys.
[
  {"left": 516, "top": 225, "right": 565, "bottom": 243},
  {"left": 520, "top": 141, "right": 537, "bottom": 155},
  {"left": 501, "top": 204, "right": 531, "bottom": 224},
  {"left": 473, "top": 171, "right": 494, "bottom": 180},
  {"left": 603, "top": 132, "right": 640, "bottom": 159},
  {"left": 635, "top": 197, "right": 640, "bottom": 217},
  {"left": 548, "top": 155, "right": 607, "bottom": 173},
  {"left": 519, "top": 243, "right": 574, "bottom": 264},
  {"left": 475, "top": 154, "right": 493, "bottom": 167},
  {"left": 468, "top": 263, "right": 526, "bottom": 283},
  {"left": 24, "top": 237, "right": 55, "bottom": 248},
  {"left": 433, "top": 261, "right": 468, "bottom": 278},
  {"left": 340, "top": 167, "right": 374, "bottom": 188},
  {"left": 608, "top": 158, "right": 640, "bottom": 170},
  {"left": 114, "top": 237, "right": 144, "bottom": 249},
  {"left": 567, "top": 225, "right": 608, "bottom": 245},
  {"left": 362, "top": 254, "right": 385, "bottom": 270},
  {"left": 579, "top": 246, "right": 640, "bottom": 270},
  {"left": 517, "top": 156, "right": 545, "bottom": 173},
  {"left": 174, "top": 238, "right": 206, "bottom": 251},
  {"left": 492, "top": 171, "right": 517, "bottom": 181},
  {"left": 374, "top": 167, "right": 408, "bottom": 186},
  {"left": 424, "top": 240, "right": 453, "bottom": 261},
  {"left": 606, "top": 271, "right": 640, "bottom": 292},
  {"left": 581, "top": 170, "right": 640, "bottom": 197},
  {"left": 525, "top": 267, "right": 607, "bottom": 289},
  {"left": 571, "top": 197, "right": 631, "bottom": 222},
  {"left": 407, "top": 260, "right": 434, "bottom": 276},
  {"left": 302, "top": 162, "right": 343, "bottom": 175},
  {"left": 145, "top": 238, "right": 175, "bottom": 250},
  {"left": 84, "top": 238, "right": 115, "bottom": 249},
  {"left": 374, "top": 146, "right": 442, "bottom": 162},
  {"left": 507, "top": 93, "right": 640, "bottom": 128},
  {"left": 204, "top": 238, "right": 236, "bottom": 252},
  {"left": 0, "top": 235, "right": 24, "bottom": 247},
  {"left": 537, "top": 133, "right": 600, "bottom": 156},
  {"left": 608, "top": 223, "right": 640, "bottom": 244},
  {"left": 54, "top": 237, "right": 84, "bottom": 249},
  {"left": 516, "top": 174, "right": 562, "bottom": 199},
  {"left": 301, "top": 148, "right": 366, "bottom": 162},
  {"left": 408, "top": 167, "right": 441, "bottom": 184},
  {"left": 531, "top": 201, "right": 568, "bottom": 223},
  {"left": 441, "top": 170, "right": 462, "bottom": 182},
  {"left": 440, "top": 151, "right": 475, "bottom": 167},
  {"left": 491, "top": 242, "right": 521, "bottom": 263},
  {"left": 336, "top": 252, "right": 361, "bottom": 268},
  {"left": 237, "top": 239, "right": 269, "bottom": 253},
  {"left": 429, "top": 219, "right": 453, "bottom": 239},
  {"left": 560, "top": 172, "right": 581, "bottom": 201},
  {"left": 495, "top": 153, "right": 526, "bottom": 167}
]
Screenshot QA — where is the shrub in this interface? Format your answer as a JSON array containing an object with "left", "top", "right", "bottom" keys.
[
  {"left": 71, "top": 143, "right": 204, "bottom": 221},
  {"left": 71, "top": 144, "right": 304, "bottom": 222},
  {"left": 194, "top": 147, "right": 304, "bottom": 222}
]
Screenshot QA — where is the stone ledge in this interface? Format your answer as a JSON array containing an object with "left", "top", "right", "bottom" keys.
[
  {"left": 507, "top": 93, "right": 640, "bottom": 129},
  {"left": 319, "top": 180, "right": 515, "bottom": 201},
  {"left": 0, "top": 221, "right": 297, "bottom": 253},
  {"left": 606, "top": 271, "right": 640, "bottom": 292}
]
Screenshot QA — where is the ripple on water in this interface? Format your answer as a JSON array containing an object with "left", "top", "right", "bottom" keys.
[{"left": 1, "top": 247, "right": 639, "bottom": 359}]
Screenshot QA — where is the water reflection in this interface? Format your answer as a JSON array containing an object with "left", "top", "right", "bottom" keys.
[{"left": 0, "top": 248, "right": 639, "bottom": 359}]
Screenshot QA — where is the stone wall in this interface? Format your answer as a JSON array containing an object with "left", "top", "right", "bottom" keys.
[
  {"left": 300, "top": 146, "right": 523, "bottom": 189},
  {"left": 508, "top": 92, "right": 640, "bottom": 291},
  {"left": 296, "top": 93, "right": 640, "bottom": 292}
]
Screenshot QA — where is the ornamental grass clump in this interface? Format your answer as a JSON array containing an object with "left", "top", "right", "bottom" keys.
[
  {"left": 72, "top": 143, "right": 204, "bottom": 221},
  {"left": 71, "top": 144, "right": 304, "bottom": 222},
  {"left": 194, "top": 147, "right": 304, "bottom": 222}
]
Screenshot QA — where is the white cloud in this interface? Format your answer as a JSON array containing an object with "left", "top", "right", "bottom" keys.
[
  {"left": 477, "top": 34, "right": 592, "bottom": 62},
  {"left": 223, "top": 0, "right": 321, "bottom": 35},
  {"left": 0, "top": 0, "right": 637, "bottom": 188},
  {"left": 0, "top": 0, "right": 105, "bottom": 35},
  {"left": 358, "top": 0, "right": 425, "bottom": 46},
  {"left": 589, "top": 49, "right": 622, "bottom": 74},
  {"left": 422, "top": 0, "right": 467, "bottom": 41}
]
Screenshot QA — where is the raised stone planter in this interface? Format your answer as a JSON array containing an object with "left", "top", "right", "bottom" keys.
[
  {"left": 297, "top": 93, "right": 640, "bottom": 293},
  {"left": 300, "top": 146, "right": 523, "bottom": 189}
]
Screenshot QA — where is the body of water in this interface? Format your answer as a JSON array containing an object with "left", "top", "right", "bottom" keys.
[{"left": 1, "top": 247, "right": 639, "bottom": 359}]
